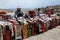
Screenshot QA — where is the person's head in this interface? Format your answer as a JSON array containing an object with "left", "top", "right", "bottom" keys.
[
  {"left": 37, "top": 8, "right": 40, "bottom": 11},
  {"left": 17, "top": 8, "right": 21, "bottom": 11},
  {"left": 50, "top": 9, "right": 54, "bottom": 11}
]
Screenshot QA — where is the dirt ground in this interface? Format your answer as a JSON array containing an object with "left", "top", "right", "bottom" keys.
[{"left": 24, "top": 26, "right": 60, "bottom": 40}]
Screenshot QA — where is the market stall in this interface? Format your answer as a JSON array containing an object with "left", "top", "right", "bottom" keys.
[{"left": 0, "top": 12, "right": 59, "bottom": 40}]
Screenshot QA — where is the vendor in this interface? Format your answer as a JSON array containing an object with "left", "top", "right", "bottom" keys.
[
  {"left": 14, "top": 8, "right": 24, "bottom": 18},
  {"left": 29, "top": 10, "right": 35, "bottom": 18},
  {"left": 50, "top": 9, "right": 54, "bottom": 14},
  {"left": 36, "top": 8, "right": 41, "bottom": 16},
  {"left": 45, "top": 10, "right": 51, "bottom": 17},
  {"left": 0, "top": 12, "right": 7, "bottom": 20}
]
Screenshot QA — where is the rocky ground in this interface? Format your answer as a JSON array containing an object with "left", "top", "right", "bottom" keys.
[{"left": 24, "top": 26, "right": 60, "bottom": 40}]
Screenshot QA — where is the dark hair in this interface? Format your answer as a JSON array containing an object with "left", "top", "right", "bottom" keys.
[
  {"left": 5, "top": 25, "right": 10, "bottom": 30},
  {"left": 50, "top": 9, "right": 54, "bottom": 10},
  {"left": 57, "top": 14, "right": 60, "bottom": 16},
  {"left": 17, "top": 8, "right": 21, "bottom": 11},
  {"left": 37, "top": 8, "right": 40, "bottom": 11}
]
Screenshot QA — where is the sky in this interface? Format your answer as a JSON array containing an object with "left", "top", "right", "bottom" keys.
[{"left": 0, "top": 0, "right": 60, "bottom": 9}]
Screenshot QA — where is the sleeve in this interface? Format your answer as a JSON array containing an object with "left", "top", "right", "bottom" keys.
[
  {"left": 15, "top": 11, "right": 17, "bottom": 15},
  {"left": 21, "top": 11, "right": 24, "bottom": 16},
  {"left": 14, "top": 11, "right": 17, "bottom": 18},
  {"left": 22, "top": 12, "right": 24, "bottom": 15}
]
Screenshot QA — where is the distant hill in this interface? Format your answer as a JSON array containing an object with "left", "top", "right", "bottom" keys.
[
  {"left": 0, "top": 5, "right": 60, "bottom": 12},
  {"left": 0, "top": 8, "right": 31, "bottom": 12}
]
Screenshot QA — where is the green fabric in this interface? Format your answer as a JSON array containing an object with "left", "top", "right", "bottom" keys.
[{"left": 27, "top": 25, "right": 32, "bottom": 37}]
